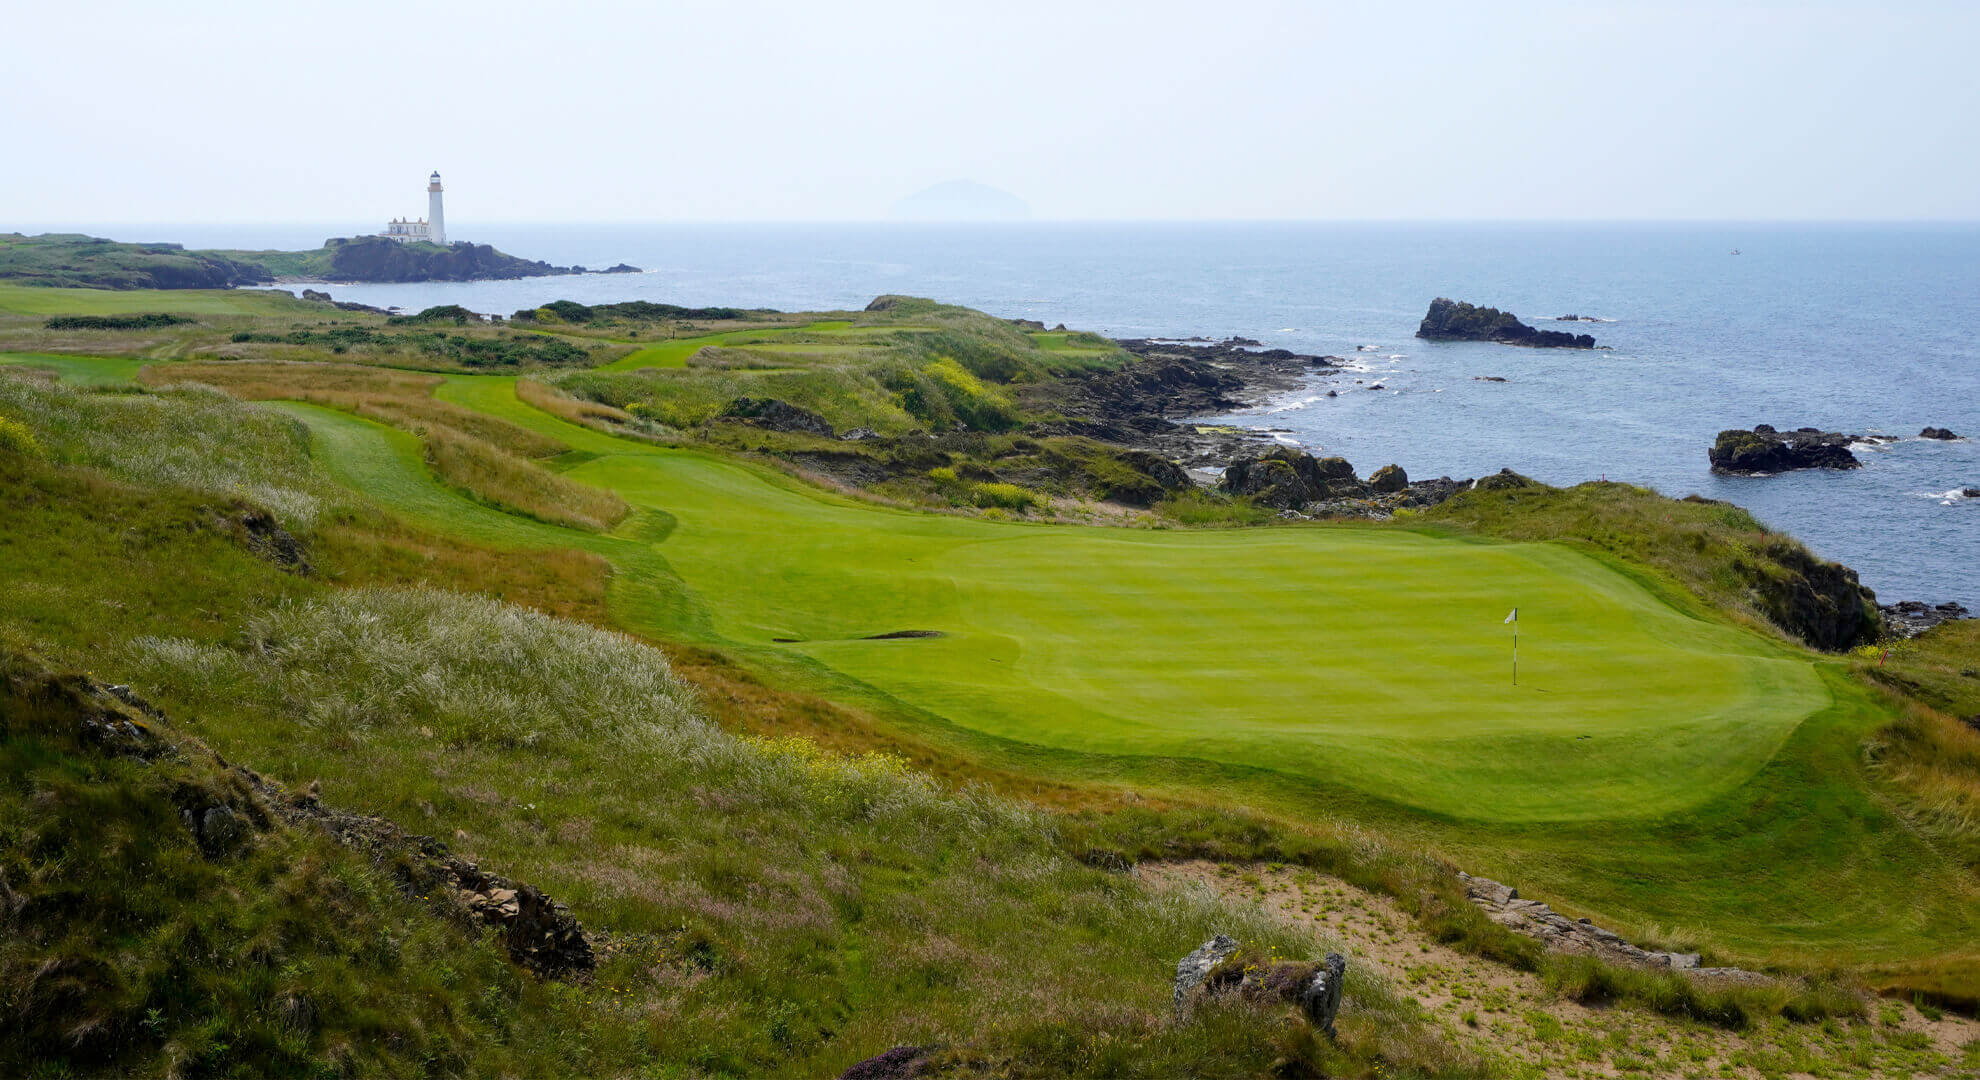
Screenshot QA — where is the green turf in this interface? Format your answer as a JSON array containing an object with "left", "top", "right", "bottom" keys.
[
  {"left": 319, "top": 377, "right": 1829, "bottom": 824},
  {"left": 11, "top": 361, "right": 1958, "bottom": 967},
  {"left": 0, "top": 352, "right": 148, "bottom": 384},
  {"left": 0, "top": 283, "right": 308, "bottom": 317}
]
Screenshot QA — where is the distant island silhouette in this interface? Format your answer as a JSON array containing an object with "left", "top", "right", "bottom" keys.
[{"left": 890, "top": 179, "right": 1030, "bottom": 221}]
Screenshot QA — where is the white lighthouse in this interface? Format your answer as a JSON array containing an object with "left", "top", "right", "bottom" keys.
[{"left": 427, "top": 171, "right": 446, "bottom": 246}]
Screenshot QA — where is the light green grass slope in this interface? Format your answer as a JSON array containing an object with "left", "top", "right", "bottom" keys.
[{"left": 321, "top": 377, "right": 1827, "bottom": 824}]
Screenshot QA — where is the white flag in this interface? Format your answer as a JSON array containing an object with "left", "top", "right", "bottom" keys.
[{"left": 1504, "top": 608, "right": 1517, "bottom": 624}]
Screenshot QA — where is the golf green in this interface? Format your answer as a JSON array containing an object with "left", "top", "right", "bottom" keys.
[{"left": 296, "top": 376, "right": 1833, "bottom": 823}]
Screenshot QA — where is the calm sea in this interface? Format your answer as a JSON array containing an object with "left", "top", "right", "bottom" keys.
[{"left": 59, "top": 222, "right": 1980, "bottom": 607}]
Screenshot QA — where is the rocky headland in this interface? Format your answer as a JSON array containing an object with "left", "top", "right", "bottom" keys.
[
  {"left": 0, "top": 231, "right": 616, "bottom": 289},
  {"left": 1416, "top": 298, "right": 1598, "bottom": 348}
]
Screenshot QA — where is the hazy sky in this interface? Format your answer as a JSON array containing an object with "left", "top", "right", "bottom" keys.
[{"left": 7, "top": 0, "right": 1976, "bottom": 223}]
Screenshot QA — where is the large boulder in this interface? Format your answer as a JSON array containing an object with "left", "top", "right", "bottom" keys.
[
  {"left": 1120, "top": 449, "right": 1192, "bottom": 493},
  {"left": 1921, "top": 427, "right": 1962, "bottom": 440},
  {"left": 1416, "top": 298, "right": 1597, "bottom": 348},
  {"left": 1221, "top": 447, "right": 1363, "bottom": 508},
  {"left": 1173, "top": 934, "right": 1240, "bottom": 1014},
  {"left": 1172, "top": 935, "right": 1349, "bottom": 1038},
  {"left": 1368, "top": 464, "right": 1408, "bottom": 493}
]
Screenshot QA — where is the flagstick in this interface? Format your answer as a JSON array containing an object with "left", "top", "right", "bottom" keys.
[{"left": 1512, "top": 610, "right": 1518, "bottom": 687}]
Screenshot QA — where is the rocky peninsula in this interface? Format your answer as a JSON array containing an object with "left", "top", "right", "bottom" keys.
[{"left": 0, "top": 231, "right": 636, "bottom": 289}]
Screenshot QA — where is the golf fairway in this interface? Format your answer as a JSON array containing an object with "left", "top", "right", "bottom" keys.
[{"left": 288, "top": 377, "right": 1828, "bottom": 823}]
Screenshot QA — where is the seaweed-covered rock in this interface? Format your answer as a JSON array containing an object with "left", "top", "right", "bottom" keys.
[
  {"left": 1709, "top": 428, "right": 1862, "bottom": 474},
  {"left": 1416, "top": 298, "right": 1597, "bottom": 348}
]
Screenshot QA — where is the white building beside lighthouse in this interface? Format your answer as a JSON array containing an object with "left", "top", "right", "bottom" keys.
[{"left": 378, "top": 171, "right": 449, "bottom": 245}]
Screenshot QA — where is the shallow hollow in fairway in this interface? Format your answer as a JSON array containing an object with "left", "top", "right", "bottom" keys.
[{"left": 553, "top": 449, "right": 1830, "bottom": 825}]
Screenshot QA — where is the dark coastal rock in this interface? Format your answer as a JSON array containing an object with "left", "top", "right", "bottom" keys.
[
  {"left": 1740, "top": 545, "right": 1878, "bottom": 650},
  {"left": 1709, "top": 427, "right": 1862, "bottom": 474},
  {"left": 721, "top": 397, "right": 834, "bottom": 438},
  {"left": 234, "top": 509, "right": 311, "bottom": 574},
  {"left": 600, "top": 262, "right": 642, "bottom": 274},
  {"left": 1879, "top": 601, "right": 1972, "bottom": 639},
  {"left": 1921, "top": 427, "right": 1962, "bottom": 440},
  {"left": 1368, "top": 463, "right": 1408, "bottom": 493},
  {"left": 1416, "top": 298, "right": 1597, "bottom": 349},
  {"left": 1221, "top": 448, "right": 1363, "bottom": 508},
  {"left": 1964, "top": 488, "right": 1980, "bottom": 499},
  {"left": 1119, "top": 449, "right": 1192, "bottom": 493}
]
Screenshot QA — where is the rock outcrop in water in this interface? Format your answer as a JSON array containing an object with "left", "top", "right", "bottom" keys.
[
  {"left": 1416, "top": 298, "right": 1597, "bottom": 348},
  {"left": 1921, "top": 427, "right": 1962, "bottom": 441},
  {"left": 1709, "top": 425, "right": 1871, "bottom": 474}
]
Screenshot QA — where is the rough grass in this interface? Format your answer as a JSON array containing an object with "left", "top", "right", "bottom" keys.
[
  {"left": 126, "top": 359, "right": 631, "bottom": 532},
  {"left": 420, "top": 424, "right": 629, "bottom": 531},
  {"left": 109, "top": 584, "right": 1466, "bottom": 1078},
  {"left": 0, "top": 649, "right": 576, "bottom": 1078},
  {"left": 141, "top": 361, "right": 565, "bottom": 458},
  {"left": 0, "top": 366, "right": 332, "bottom": 527}
]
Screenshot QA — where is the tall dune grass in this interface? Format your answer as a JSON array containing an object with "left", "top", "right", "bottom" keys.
[
  {"left": 421, "top": 424, "right": 629, "bottom": 531},
  {"left": 135, "top": 360, "right": 629, "bottom": 531},
  {"left": 0, "top": 368, "right": 330, "bottom": 526}
]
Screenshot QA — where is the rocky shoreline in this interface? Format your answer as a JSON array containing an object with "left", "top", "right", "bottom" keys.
[{"left": 1026, "top": 336, "right": 1340, "bottom": 467}]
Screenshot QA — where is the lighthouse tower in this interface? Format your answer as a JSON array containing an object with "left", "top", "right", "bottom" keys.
[{"left": 427, "top": 171, "right": 446, "bottom": 246}]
